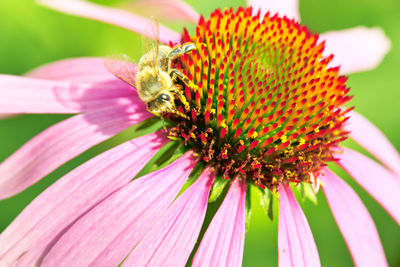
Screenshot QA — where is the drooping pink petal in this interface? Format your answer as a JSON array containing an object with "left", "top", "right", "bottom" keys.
[
  {"left": 0, "top": 114, "right": 15, "bottom": 119},
  {"left": 248, "top": 0, "right": 300, "bottom": 21},
  {"left": 0, "top": 74, "right": 139, "bottom": 114},
  {"left": 321, "top": 26, "right": 391, "bottom": 74},
  {"left": 0, "top": 104, "right": 151, "bottom": 199},
  {"left": 122, "top": 167, "right": 216, "bottom": 266},
  {"left": 320, "top": 169, "right": 388, "bottom": 267},
  {"left": 38, "top": 0, "right": 181, "bottom": 44},
  {"left": 278, "top": 184, "right": 321, "bottom": 267},
  {"left": 26, "top": 57, "right": 125, "bottom": 84},
  {"left": 346, "top": 110, "right": 400, "bottom": 176},
  {"left": 338, "top": 148, "right": 400, "bottom": 225},
  {"left": 192, "top": 177, "right": 246, "bottom": 267},
  {"left": 40, "top": 151, "right": 197, "bottom": 267},
  {"left": 0, "top": 132, "right": 168, "bottom": 266},
  {"left": 127, "top": 0, "right": 200, "bottom": 23},
  {"left": 0, "top": 75, "right": 82, "bottom": 114}
]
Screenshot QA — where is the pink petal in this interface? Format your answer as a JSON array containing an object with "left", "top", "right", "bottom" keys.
[
  {"left": 0, "top": 132, "right": 167, "bottom": 266},
  {"left": 0, "top": 104, "right": 151, "bottom": 199},
  {"left": 320, "top": 169, "right": 388, "bottom": 267},
  {"left": 0, "top": 74, "right": 139, "bottom": 114},
  {"left": 321, "top": 26, "right": 391, "bottom": 74},
  {"left": 26, "top": 57, "right": 125, "bottom": 84},
  {"left": 248, "top": 0, "right": 300, "bottom": 21},
  {"left": 192, "top": 177, "right": 246, "bottom": 267},
  {"left": 127, "top": 0, "right": 200, "bottom": 23},
  {"left": 38, "top": 0, "right": 181, "bottom": 44},
  {"left": 0, "top": 114, "right": 15, "bottom": 119},
  {"left": 0, "top": 75, "right": 82, "bottom": 114},
  {"left": 122, "top": 167, "right": 216, "bottom": 266},
  {"left": 278, "top": 184, "right": 321, "bottom": 267},
  {"left": 338, "top": 148, "right": 400, "bottom": 225},
  {"left": 41, "top": 152, "right": 197, "bottom": 266},
  {"left": 346, "top": 110, "right": 400, "bottom": 176}
]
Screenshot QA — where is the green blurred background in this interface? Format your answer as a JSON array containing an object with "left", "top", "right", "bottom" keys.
[{"left": 0, "top": 0, "right": 399, "bottom": 266}]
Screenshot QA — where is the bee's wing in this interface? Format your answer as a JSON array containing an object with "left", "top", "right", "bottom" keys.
[
  {"left": 103, "top": 55, "right": 137, "bottom": 88},
  {"left": 142, "top": 17, "right": 160, "bottom": 72}
]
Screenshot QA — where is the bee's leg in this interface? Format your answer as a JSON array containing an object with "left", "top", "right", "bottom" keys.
[
  {"left": 168, "top": 42, "right": 196, "bottom": 60},
  {"left": 182, "top": 43, "right": 196, "bottom": 53},
  {"left": 166, "top": 106, "right": 189, "bottom": 119},
  {"left": 167, "top": 43, "right": 196, "bottom": 74},
  {"left": 170, "top": 69, "right": 200, "bottom": 93},
  {"left": 174, "top": 110, "right": 190, "bottom": 120},
  {"left": 169, "top": 85, "right": 190, "bottom": 112}
]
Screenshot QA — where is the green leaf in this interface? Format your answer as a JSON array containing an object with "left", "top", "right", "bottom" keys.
[
  {"left": 245, "top": 184, "right": 252, "bottom": 232},
  {"left": 176, "top": 161, "right": 206, "bottom": 198},
  {"left": 134, "top": 140, "right": 185, "bottom": 179},
  {"left": 208, "top": 175, "right": 230, "bottom": 203},
  {"left": 298, "top": 183, "right": 318, "bottom": 205},
  {"left": 148, "top": 142, "right": 185, "bottom": 173},
  {"left": 260, "top": 188, "right": 274, "bottom": 221}
]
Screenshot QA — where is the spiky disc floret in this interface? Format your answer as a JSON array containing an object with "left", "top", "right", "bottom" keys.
[{"left": 167, "top": 7, "right": 352, "bottom": 190}]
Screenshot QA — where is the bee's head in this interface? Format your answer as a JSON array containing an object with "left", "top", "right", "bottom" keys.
[{"left": 147, "top": 90, "right": 175, "bottom": 115}]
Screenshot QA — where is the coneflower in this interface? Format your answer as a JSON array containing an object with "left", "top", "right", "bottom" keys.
[{"left": 0, "top": 0, "right": 398, "bottom": 266}]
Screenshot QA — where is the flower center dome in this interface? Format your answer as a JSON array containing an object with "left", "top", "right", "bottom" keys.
[{"left": 166, "top": 7, "right": 352, "bottom": 190}]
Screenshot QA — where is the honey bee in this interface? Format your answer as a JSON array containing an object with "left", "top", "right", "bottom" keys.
[
  {"left": 104, "top": 21, "right": 196, "bottom": 119},
  {"left": 134, "top": 42, "right": 196, "bottom": 116}
]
